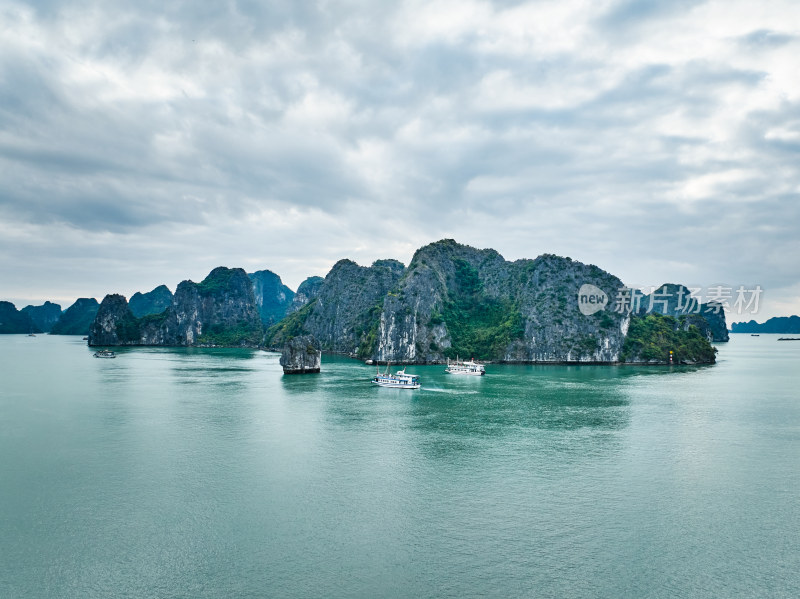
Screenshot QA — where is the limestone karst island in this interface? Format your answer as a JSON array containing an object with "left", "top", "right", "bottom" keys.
[{"left": 78, "top": 240, "right": 724, "bottom": 365}]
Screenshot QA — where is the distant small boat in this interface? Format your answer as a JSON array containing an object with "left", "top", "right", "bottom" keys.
[
  {"left": 777, "top": 338, "right": 800, "bottom": 341},
  {"left": 27, "top": 333, "right": 36, "bottom": 337},
  {"left": 751, "top": 334, "right": 760, "bottom": 336},
  {"left": 445, "top": 357, "right": 485, "bottom": 376},
  {"left": 94, "top": 349, "right": 116, "bottom": 358},
  {"left": 372, "top": 365, "right": 420, "bottom": 389}
]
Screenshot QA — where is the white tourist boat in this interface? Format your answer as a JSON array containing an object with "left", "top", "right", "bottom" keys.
[
  {"left": 93, "top": 349, "right": 116, "bottom": 358},
  {"left": 372, "top": 365, "right": 420, "bottom": 389},
  {"left": 444, "top": 357, "right": 485, "bottom": 376}
]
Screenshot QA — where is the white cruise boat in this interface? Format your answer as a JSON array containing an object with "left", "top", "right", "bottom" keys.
[
  {"left": 444, "top": 357, "right": 485, "bottom": 376},
  {"left": 93, "top": 349, "right": 116, "bottom": 358},
  {"left": 372, "top": 366, "right": 420, "bottom": 389}
]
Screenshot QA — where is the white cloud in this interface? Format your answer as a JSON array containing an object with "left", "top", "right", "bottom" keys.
[{"left": 0, "top": 0, "right": 799, "bottom": 320}]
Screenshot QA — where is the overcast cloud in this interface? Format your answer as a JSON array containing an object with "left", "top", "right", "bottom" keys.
[{"left": 1, "top": 0, "right": 798, "bottom": 321}]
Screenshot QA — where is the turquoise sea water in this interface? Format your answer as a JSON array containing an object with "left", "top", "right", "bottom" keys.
[{"left": 1, "top": 334, "right": 798, "bottom": 598}]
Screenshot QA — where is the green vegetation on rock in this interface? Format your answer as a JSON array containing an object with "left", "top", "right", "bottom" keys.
[
  {"left": 0, "top": 301, "right": 41, "bottom": 334},
  {"left": 114, "top": 310, "right": 142, "bottom": 343},
  {"left": 621, "top": 313, "right": 717, "bottom": 363},
  {"left": 90, "top": 267, "right": 263, "bottom": 347},
  {"left": 440, "top": 259, "right": 525, "bottom": 360},
  {"left": 84, "top": 240, "right": 726, "bottom": 364},
  {"left": 441, "top": 297, "right": 525, "bottom": 360},
  {"left": 198, "top": 319, "right": 263, "bottom": 346},
  {"left": 51, "top": 298, "right": 99, "bottom": 335},
  {"left": 264, "top": 299, "right": 316, "bottom": 346},
  {"left": 198, "top": 268, "right": 238, "bottom": 296},
  {"left": 355, "top": 301, "right": 384, "bottom": 359},
  {"left": 21, "top": 301, "right": 62, "bottom": 333},
  {"left": 129, "top": 285, "right": 172, "bottom": 318}
]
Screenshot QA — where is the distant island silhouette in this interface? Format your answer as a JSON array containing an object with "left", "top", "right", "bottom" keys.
[{"left": 731, "top": 315, "right": 800, "bottom": 334}]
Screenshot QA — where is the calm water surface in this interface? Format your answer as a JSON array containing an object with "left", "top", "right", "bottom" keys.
[{"left": 1, "top": 335, "right": 798, "bottom": 598}]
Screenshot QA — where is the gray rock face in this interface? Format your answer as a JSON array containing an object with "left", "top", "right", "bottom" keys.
[
  {"left": 249, "top": 270, "right": 295, "bottom": 326},
  {"left": 635, "top": 283, "right": 729, "bottom": 342},
  {"left": 374, "top": 240, "right": 629, "bottom": 363},
  {"left": 143, "top": 267, "right": 262, "bottom": 346},
  {"left": 289, "top": 276, "right": 324, "bottom": 313},
  {"left": 268, "top": 240, "right": 631, "bottom": 363},
  {"left": 21, "top": 301, "right": 62, "bottom": 333},
  {"left": 264, "top": 240, "right": 723, "bottom": 364},
  {"left": 279, "top": 335, "right": 321, "bottom": 374},
  {"left": 271, "top": 259, "right": 404, "bottom": 354},
  {"left": 129, "top": 285, "right": 173, "bottom": 318},
  {"left": 89, "top": 294, "right": 139, "bottom": 346},
  {"left": 89, "top": 267, "right": 263, "bottom": 347}
]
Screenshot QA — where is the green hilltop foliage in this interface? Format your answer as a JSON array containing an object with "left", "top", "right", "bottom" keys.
[
  {"left": 622, "top": 313, "right": 717, "bottom": 363},
  {"left": 198, "top": 268, "right": 239, "bottom": 295},
  {"left": 193, "top": 267, "right": 263, "bottom": 345},
  {"left": 438, "top": 259, "right": 525, "bottom": 360}
]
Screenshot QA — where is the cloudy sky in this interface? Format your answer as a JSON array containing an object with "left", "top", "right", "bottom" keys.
[{"left": 1, "top": 0, "right": 798, "bottom": 322}]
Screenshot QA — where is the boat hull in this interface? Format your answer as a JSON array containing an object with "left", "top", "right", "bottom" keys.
[
  {"left": 444, "top": 359, "right": 485, "bottom": 376},
  {"left": 371, "top": 380, "right": 421, "bottom": 389},
  {"left": 444, "top": 368, "right": 484, "bottom": 376},
  {"left": 371, "top": 369, "right": 421, "bottom": 389}
]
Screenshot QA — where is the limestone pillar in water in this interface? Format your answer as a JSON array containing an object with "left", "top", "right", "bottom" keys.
[{"left": 280, "top": 335, "right": 321, "bottom": 374}]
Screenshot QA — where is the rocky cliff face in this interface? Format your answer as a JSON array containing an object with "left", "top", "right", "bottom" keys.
[
  {"left": 635, "top": 284, "right": 729, "bottom": 342},
  {"left": 374, "top": 240, "right": 629, "bottom": 363},
  {"left": 84, "top": 241, "right": 719, "bottom": 363},
  {"left": 289, "top": 276, "right": 324, "bottom": 313},
  {"left": 268, "top": 240, "right": 631, "bottom": 362},
  {"left": 129, "top": 285, "right": 173, "bottom": 318},
  {"left": 621, "top": 313, "right": 717, "bottom": 364},
  {"left": 21, "top": 301, "right": 62, "bottom": 333},
  {"left": 279, "top": 335, "right": 321, "bottom": 374},
  {"left": 89, "top": 294, "right": 141, "bottom": 345},
  {"left": 268, "top": 259, "right": 405, "bottom": 353},
  {"left": 89, "top": 267, "right": 263, "bottom": 347},
  {"left": 266, "top": 239, "right": 720, "bottom": 364},
  {"left": 51, "top": 298, "right": 99, "bottom": 335},
  {"left": 248, "top": 270, "right": 295, "bottom": 326},
  {"left": 0, "top": 301, "right": 41, "bottom": 334}
]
